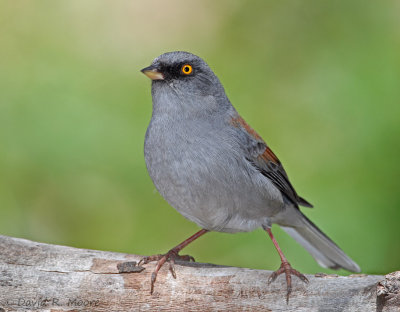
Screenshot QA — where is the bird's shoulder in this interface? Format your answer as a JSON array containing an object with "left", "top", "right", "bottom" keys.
[{"left": 229, "top": 113, "right": 313, "bottom": 208}]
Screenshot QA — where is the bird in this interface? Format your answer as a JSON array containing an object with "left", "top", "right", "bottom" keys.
[{"left": 139, "top": 51, "right": 360, "bottom": 301}]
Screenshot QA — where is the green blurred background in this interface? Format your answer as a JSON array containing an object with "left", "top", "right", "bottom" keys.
[{"left": 0, "top": 1, "right": 399, "bottom": 276}]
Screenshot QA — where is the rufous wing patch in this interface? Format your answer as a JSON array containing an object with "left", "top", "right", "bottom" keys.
[
  {"left": 231, "top": 115, "right": 262, "bottom": 141},
  {"left": 231, "top": 115, "right": 280, "bottom": 164},
  {"left": 261, "top": 146, "right": 280, "bottom": 164}
]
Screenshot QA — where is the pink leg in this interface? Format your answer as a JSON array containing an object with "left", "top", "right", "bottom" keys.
[
  {"left": 139, "top": 229, "right": 208, "bottom": 294},
  {"left": 265, "top": 227, "right": 308, "bottom": 303}
]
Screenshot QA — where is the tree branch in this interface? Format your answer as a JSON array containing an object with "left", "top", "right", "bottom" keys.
[{"left": 0, "top": 235, "right": 398, "bottom": 311}]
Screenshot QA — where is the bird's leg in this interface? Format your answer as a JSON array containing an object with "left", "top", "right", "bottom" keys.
[
  {"left": 263, "top": 226, "right": 309, "bottom": 303},
  {"left": 138, "top": 229, "right": 208, "bottom": 294}
]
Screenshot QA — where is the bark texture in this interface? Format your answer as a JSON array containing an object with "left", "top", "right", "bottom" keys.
[{"left": 0, "top": 235, "right": 398, "bottom": 312}]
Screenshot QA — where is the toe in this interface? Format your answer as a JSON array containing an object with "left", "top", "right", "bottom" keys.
[
  {"left": 169, "top": 259, "right": 177, "bottom": 279},
  {"left": 298, "top": 273, "right": 309, "bottom": 283},
  {"left": 150, "top": 272, "right": 157, "bottom": 294},
  {"left": 268, "top": 271, "right": 278, "bottom": 284},
  {"left": 286, "top": 285, "right": 292, "bottom": 304}
]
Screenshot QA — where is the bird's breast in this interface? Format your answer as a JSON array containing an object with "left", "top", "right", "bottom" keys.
[{"left": 144, "top": 115, "right": 284, "bottom": 232}]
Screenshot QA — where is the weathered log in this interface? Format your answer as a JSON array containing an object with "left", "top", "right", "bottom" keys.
[{"left": 0, "top": 235, "right": 398, "bottom": 311}]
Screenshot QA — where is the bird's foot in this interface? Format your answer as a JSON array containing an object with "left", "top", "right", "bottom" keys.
[
  {"left": 268, "top": 261, "right": 309, "bottom": 303},
  {"left": 138, "top": 250, "right": 195, "bottom": 294}
]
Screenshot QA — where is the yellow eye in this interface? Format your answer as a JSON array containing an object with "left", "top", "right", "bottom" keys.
[{"left": 181, "top": 64, "right": 193, "bottom": 75}]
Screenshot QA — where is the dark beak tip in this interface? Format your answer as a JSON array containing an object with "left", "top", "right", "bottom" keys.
[{"left": 140, "top": 65, "right": 152, "bottom": 73}]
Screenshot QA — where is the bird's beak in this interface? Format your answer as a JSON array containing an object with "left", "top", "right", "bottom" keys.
[{"left": 141, "top": 65, "right": 164, "bottom": 80}]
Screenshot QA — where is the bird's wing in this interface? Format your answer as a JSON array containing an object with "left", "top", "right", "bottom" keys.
[{"left": 230, "top": 115, "right": 313, "bottom": 208}]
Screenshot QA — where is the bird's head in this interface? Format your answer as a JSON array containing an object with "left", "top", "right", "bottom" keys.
[{"left": 141, "top": 51, "right": 228, "bottom": 115}]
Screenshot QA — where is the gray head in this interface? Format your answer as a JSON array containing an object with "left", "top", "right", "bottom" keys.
[{"left": 141, "top": 51, "right": 230, "bottom": 115}]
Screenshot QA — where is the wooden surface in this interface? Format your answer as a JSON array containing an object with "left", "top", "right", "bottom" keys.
[{"left": 0, "top": 235, "right": 398, "bottom": 312}]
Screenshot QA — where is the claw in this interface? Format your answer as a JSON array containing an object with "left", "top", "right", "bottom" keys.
[
  {"left": 138, "top": 257, "right": 147, "bottom": 266},
  {"left": 140, "top": 250, "right": 196, "bottom": 294},
  {"left": 286, "top": 285, "right": 292, "bottom": 304},
  {"left": 137, "top": 229, "right": 208, "bottom": 294},
  {"left": 138, "top": 256, "right": 148, "bottom": 266},
  {"left": 268, "top": 261, "right": 308, "bottom": 304},
  {"left": 264, "top": 227, "right": 308, "bottom": 303},
  {"left": 150, "top": 271, "right": 157, "bottom": 294},
  {"left": 268, "top": 267, "right": 283, "bottom": 284},
  {"left": 139, "top": 254, "right": 163, "bottom": 266},
  {"left": 179, "top": 254, "right": 195, "bottom": 262},
  {"left": 267, "top": 273, "right": 276, "bottom": 284},
  {"left": 169, "top": 258, "right": 176, "bottom": 279}
]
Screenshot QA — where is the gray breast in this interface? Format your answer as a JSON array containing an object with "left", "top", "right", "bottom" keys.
[{"left": 144, "top": 115, "right": 284, "bottom": 233}]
